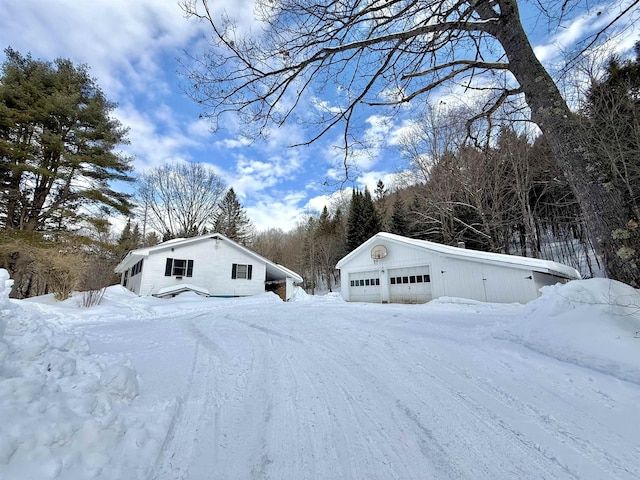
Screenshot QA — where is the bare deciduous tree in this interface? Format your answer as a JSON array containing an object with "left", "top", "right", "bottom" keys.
[
  {"left": 181, "top": 0, "right": 640, "bottom": 285},
  {"left": 138, "top": 162, "right": 226, "bottom": 239}
]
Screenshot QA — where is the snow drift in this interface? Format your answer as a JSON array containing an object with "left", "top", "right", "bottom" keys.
[
  {"left": 0, "top": 270, "right": 172, "bottom": 480},
  {"left": 498, "top": 278, "right": 640, "bottom": 384}
]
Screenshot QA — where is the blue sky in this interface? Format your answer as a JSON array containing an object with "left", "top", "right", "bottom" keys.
[{"left": 1, "top": 0, "right": 638, "bottom": 232}]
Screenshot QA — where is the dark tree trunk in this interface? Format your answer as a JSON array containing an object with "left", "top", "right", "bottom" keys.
[{"left": 498, "top": 3, "right": 640, "bottom": 285}]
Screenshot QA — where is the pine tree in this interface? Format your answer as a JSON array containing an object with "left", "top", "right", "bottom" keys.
[
  {"left": 0, "top": 48, "right": 134, "bottom": 231},
  {"left": 346, "top": 188, "right": 382, "bottom": 252},
  {"left": 213, "top": 188, "right": 254, "bottom": 245},
  {"left": 362, "top": 187, "right": 382, "bottom": 237},
  {"left": 390, "top": 197, "right": 409, "bottom": 236},
  {"left": 346, "top": 190, "right": 364, "bottom": 252}
]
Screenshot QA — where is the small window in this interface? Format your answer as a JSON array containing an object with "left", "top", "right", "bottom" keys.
[
  {"left": 410, "top": 275, "right": 416, "bottom": 283},
  {"left": 424, "top": 274, "right": 431, "bottom": 282},
  {"left": 165, "top": 258, "right": 194, "bottom": 277},
  {"left": 375, "top": 278, "right": 380, "bottom": 285},
  {"left": 365, "top": 279, "right": 370, "bottom": 286},
  {"left": 416, "top": 275, "right": 423, "bottom": 283},
  {"left": 174, "top": 259, "right": 187, "bottom": 276},
  {"left": 390, "top": 277, "right": 396, "bottom": 285},
  {"left": 359, "top": 279, "right": 364, "bottom": 286},
  {"left": 232, "top": 263, "right": 253, "bottom": 280},
  {"left": 350, "top": 280, "right": 355, "bottom": 287},
  {"left": 402, "top": 276, "right": 409, "bottom": 284}
]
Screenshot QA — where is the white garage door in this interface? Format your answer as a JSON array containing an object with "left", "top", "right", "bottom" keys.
[
  {"left": 349, "top": 271, "right": 381, "bottom": 303},
  {"left": 388, "top": 266, "right": 432, "bottom": 303}
]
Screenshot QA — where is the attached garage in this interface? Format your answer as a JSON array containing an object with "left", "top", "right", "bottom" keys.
[{"left": 336, "top": 232, "right": 581, "bottom": 304}]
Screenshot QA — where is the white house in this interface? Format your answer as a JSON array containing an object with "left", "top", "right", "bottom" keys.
[
  {"left": 335, "top": 232, "right": 581, "bottom": 304},
  {"left": 114, "top": 233, "right": 303, "bottom": 301}
]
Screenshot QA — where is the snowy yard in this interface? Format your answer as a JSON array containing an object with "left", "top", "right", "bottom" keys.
[{"left": 1, "top": 269, "right": 640, "bottom": 479}]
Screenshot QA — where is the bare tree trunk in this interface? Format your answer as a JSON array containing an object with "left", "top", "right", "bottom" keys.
[{"left": 499, "top": 10, "right": 640, "bottom": 286}]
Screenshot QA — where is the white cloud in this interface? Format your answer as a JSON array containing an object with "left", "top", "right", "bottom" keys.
[
  {"left": 115, "top": 103, "right": 202, "bottom": 171},
  {"left": 533, "top": 0, "right": 640, "bottom": 65},
  {"left": 247, "top": 191, "right": 309, "bottom": 231}
]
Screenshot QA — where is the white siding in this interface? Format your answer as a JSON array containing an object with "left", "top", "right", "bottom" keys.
[
  {"left": 439, "top": 260, "right": 537, "bottom": 303},
  {"left": 338, "top": 235, "right": 549, "bottom": 304},
  {"left": 126, "top": 267, "right": 143, "bottom": 295},
  {"left": 285, "top": 277, "right": 296, "bottom": 300},
  {"left": 138, "top": 238, "right": 266, "bottom": 297},
  {"left": 439, "top": 260, "right": 485, "bottom": 301},
  {"left": 482, "top": 263, "right": 538, "bottom": 303}
]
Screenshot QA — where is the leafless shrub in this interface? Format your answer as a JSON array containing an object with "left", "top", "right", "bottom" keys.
[
  {"left": 78, "top": 256, "right": 119, "bottom": 307},
  {"left": 35, "top": 250, "right": 88, "bottom": 301}
]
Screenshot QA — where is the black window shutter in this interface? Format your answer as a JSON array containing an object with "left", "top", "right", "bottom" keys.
[
  {"left": 247, "top": 264, "right": 252, "bottom": 280},
  {"left": 231, "top": 263, "right": 237, "bottom": 279},
  {"left": 187, "top": 260, "right": 194, "bottom": 277},
  {"left": 165, "top": 258, "right": 173, "bottom": 276}
]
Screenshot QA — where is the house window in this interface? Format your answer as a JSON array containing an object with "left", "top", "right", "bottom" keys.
[
  {"left": 232, "top": 263, "right": 253, "bottom": 280},
  {"left": 165, "top": 258, "right": 194, "bottom": 277},
  {"left": 131, "top": 259, "right": 143, "bottom": 276}
]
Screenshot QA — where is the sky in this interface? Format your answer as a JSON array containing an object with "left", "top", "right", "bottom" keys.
[
  {"left": 2, "top": 270, "right": 639, "bottom": 479},
  {"left": 0, "top": 0, "right": 638, "bottom": 232}
]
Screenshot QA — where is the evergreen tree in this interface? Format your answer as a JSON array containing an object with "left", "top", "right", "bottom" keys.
[
  {"left": 346, "top": 187, "right": 382, "bottom": 252},
  {"left": 362, "top": 187, "right": 382, "bottom": 237},
  {"left": 301, "top": 217, "right": 318, "bottom": 293},
  {"left": 117, "top": 219, "right": 142, "bottom": 254},
  {"left": 374, "top": 180, "right": 387, "bottom": 201},
  {"left": 0, "top": 48, "right": 134, "bottom": 231},
  {"left": 390, "top": 197, "right": 409, "bottom": 236},
  {"left": 346, "top": 190, "right": 364, "bottom": 252},
  {"left": 213, "top": 188, "right": 254, "bottom": 245}
]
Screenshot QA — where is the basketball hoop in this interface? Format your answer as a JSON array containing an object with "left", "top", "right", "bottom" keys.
[{"left": 371, "top": 245, "right": 388, "bottom": 260}]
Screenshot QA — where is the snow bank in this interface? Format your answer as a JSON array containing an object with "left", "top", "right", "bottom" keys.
[
  {"left": 497, "top": 278, "right": 640, "bottom": 384},
  {"left": 0, "top": 270, "right": 172, "bottom": 479},
  {"left": 289, "top": 286, "right": 344, "bottom": 302}
]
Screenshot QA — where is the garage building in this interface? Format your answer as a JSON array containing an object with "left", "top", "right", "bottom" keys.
[{"left": 336, "top": 232, "right": 581, "bottom": 304}]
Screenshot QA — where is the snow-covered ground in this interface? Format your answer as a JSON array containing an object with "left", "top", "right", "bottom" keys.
[{"left": 1, "top": 268, "right": 639, "bottom": 479}]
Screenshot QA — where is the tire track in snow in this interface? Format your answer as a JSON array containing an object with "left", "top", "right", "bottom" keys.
[
  {"left": 235, "top": 316, "right": 481, "bottom": 479},
  {"left": 150, "top": 303, "right": 638, "bottom": 480},
  {"left": 150, "top": 319, "right": 223, "bottom": 480},
  {"left": 342, "top": 317, "right": 636, "bottom": 480}
]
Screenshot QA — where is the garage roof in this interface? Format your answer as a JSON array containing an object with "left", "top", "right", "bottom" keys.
[{"left": 336, "top": 232, "right": 581, "bottom": 280}]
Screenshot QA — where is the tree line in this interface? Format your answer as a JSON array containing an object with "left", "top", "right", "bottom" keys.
[
  {"left": 182, "top": 0, "right": 640, "bottom": 288},
  {"left": 2, "top": 40, "right": 640, "bottom": 298}
]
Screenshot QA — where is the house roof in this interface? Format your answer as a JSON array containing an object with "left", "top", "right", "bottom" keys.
[
  {"left": 336, "top": 232, "right": 581, "bottom": 280},
  {"left": 114, "top": 233, "right": 303, "bottom": 283}
]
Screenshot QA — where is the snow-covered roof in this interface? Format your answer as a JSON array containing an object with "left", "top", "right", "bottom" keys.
[
  {"left": 336, "top": 232, "right": 581, "bottom": 279},
  {"left": 154, "top": 284, "right": 210, "bottom": 298},
  {"left": 114, "top": 233, "right": 303, "bottom": 283}
]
